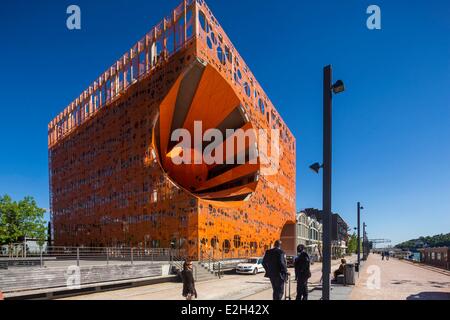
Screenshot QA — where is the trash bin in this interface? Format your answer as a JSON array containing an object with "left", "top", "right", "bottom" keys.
[{"left": 344, "top": 264, "right": 355, "bottom": 285}]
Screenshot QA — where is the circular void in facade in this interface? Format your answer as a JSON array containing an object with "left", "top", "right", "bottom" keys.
[{"left": 154, "top": 60, "right": 260, "bottom": 202}]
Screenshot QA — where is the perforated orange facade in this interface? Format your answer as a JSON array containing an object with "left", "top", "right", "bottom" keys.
[{"left": 48, "top": 0, "right": 296, "bottom": 260}]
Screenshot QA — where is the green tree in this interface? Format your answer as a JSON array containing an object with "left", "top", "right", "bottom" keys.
[
  {"left": 0, "top": 195, "right": 47, "bottom": 246},
  {"left": 347, "top": 232, "right": 358, "bottom": 254},
  {"left": 395, "top": 233, "right": 450, "bottom": 250}
]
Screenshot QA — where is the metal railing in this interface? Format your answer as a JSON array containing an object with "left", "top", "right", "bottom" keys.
[
  {"left": 199, "top": 249, "right": 248, "bottom": 278},
  {"left": 0, "top": 245, "right": 185, "bottom": 269}
]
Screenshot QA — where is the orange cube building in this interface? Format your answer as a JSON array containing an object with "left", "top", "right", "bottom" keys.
[{"left": 48, "top": 0, "right": 296, "bottom": 260}]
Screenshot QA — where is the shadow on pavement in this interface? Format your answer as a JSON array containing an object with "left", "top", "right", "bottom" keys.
[{"left": 406, "top": 292, "right": 450, "bottom": 300}]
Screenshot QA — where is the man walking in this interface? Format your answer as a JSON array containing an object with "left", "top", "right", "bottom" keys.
[
  {"left": 294, "top": 244, "right": 311, "bottom": 301},
  {"left": 262, "top": 240, "right": 288, "bottom": 300}
]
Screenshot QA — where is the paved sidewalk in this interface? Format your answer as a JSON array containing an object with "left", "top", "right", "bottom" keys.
[
  {"left": 61, "top": 256, "right": 356, "bottom": 300},
  {"left": 350, "top": 254, "right": 450, "bottom": 300},
  {"left": 60, "top": 272, "right": 273, "bottom": 300},
  {"left": 243, "top": 255, "right": 358, "bottom": 300}
]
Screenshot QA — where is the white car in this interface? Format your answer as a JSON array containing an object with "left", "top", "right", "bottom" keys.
[{"left": 236, "top": 258, "right": 265, "bottom": 275}]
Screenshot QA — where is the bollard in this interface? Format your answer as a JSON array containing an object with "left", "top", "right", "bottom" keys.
[
  {"left": 106, "top": 248, "right": 109, "bottom": 265},
  {"left": 76, "top": 247, "right": 80, "bottom": 267},
  {"left": 131, "top": 248, "right": 134, "bottom": 265}
]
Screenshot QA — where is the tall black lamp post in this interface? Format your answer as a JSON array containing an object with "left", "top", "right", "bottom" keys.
[
  {"left": 310, "top": 65, "right": 345, "bottom": 300},
  {"left": 357, "top": 202, "right": 364, "bottom": 269}
]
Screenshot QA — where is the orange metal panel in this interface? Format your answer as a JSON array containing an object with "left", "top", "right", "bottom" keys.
[{"left": 48, "top": 0, "right": 296, "bottom": 260}]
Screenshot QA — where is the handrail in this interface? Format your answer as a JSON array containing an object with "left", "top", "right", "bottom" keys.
[{"left": 0, "top": 245, "right": 187, "bottom": 269}]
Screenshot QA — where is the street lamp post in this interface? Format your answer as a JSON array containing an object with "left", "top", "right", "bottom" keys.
[
  {"left": 362, "top": 222, "right": 368, "bottom": 260},
  {"left": 321, "top": 65, "right": 332, "bottom": 301},
  {"left": 357, "top": 202, "right": 364, "bottom": 269},
  {"left": 310, "top": 65, "right": 344, "bottom": 300},
  {"left": 362, "top": 222, "right": 366, "bottom": 260},
  {"left": 322, "top": 65, "right": 345, "bottom": 300}
]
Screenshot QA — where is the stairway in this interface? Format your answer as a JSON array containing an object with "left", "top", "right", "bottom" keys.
[{"left": 194, "top": 262, "right": 218, "bottom": 282}]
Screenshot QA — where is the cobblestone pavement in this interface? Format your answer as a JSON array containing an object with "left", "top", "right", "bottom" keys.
[{"left": 350, "top": 254, "right": 450, "bottom": 300}]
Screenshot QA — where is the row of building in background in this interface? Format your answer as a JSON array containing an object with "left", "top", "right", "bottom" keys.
[{"left": 281, "top": 208, "right": 349, "bottom": 262}]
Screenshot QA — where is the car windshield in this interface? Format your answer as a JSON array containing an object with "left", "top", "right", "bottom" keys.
[{"left": 247, "top": 259, "right": 258, "bottom": 264}]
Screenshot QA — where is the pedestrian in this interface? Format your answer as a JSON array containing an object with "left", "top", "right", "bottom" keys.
[
  {"left": 385, "top": 251, "right": 390, "bottom": 261},
  {"left": 334, "top": 258, "right": 346, "bottom": 280},
  {"left": 262, "top": 240, "right": 288, "bottom": 300},
  {"left": 381, "top": 251, "right": 385, "bottom": 260},
  {"left": 181, "top": 260, "right": 197, "bottom": 300},
  {"left": 294, "top": 244, "right": 311, "bottom": 301}
]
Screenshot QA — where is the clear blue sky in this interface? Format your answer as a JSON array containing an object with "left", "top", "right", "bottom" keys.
[{"left": 0, "top": 0, "right": 449, "bottom": 245}]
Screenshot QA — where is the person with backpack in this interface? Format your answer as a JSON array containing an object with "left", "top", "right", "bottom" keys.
[{"left": 294, "top": 244, "right": 311, "bottom": 301}]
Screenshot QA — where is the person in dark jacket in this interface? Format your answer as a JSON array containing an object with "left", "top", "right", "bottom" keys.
[
  {"left": 334, "top": 258, "right": 346, "bottom": 280},
  {"left": 181, "top": 260, "right": 197, "bottom": 300},
  {"left": 262, "top": 240, "right": 288, "bottom": 300},
  {"left": 294, "top": 244, "right": 311, "bottom": 301}
]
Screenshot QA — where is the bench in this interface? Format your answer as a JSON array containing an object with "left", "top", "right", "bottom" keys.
[{"left": 336, "top": 274, "right": 345, "bottom": 284}]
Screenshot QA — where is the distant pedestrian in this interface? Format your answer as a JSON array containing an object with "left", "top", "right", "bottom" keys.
[
  {"left": 381, "top": 251, "right": 385, "bottom": 260},
  {"left": 262, "top": 240, "right": 288, "bottom": 300},
  {"left": 294, "top": 244, "right": 311, "bottom": 301},
  {"left": 385, "top": 251, "right": 390, "bottom": 261},
  {"left": 181, "top": 260, "right": 197, "bottom": 300}
]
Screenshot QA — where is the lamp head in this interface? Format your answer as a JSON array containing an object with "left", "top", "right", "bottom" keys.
[
  {"left": 332, "top": 80, "right": 345, "bottom": 94},
  {"left": 309, "top": 162, "right": 323, "bottom": 174}
]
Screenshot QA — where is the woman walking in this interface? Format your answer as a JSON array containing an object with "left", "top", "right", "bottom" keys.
[{"left": 181, "top": 260, "right": 197, "bottom": 300}]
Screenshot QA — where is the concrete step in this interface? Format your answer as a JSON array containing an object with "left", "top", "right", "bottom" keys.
[
  {"left": 193, "top": 265, "right": 217, "bottom": 282},
  {"left": 0, "top": 263, "right": 165, "bottom": 293}
]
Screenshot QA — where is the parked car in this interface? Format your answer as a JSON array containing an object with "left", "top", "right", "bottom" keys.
[
  {"left": 236, "top": 257, "right": 265, "bottom": 275},
  {"left": 286, "top": 255, "right": 295, "bottom": 268}
]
